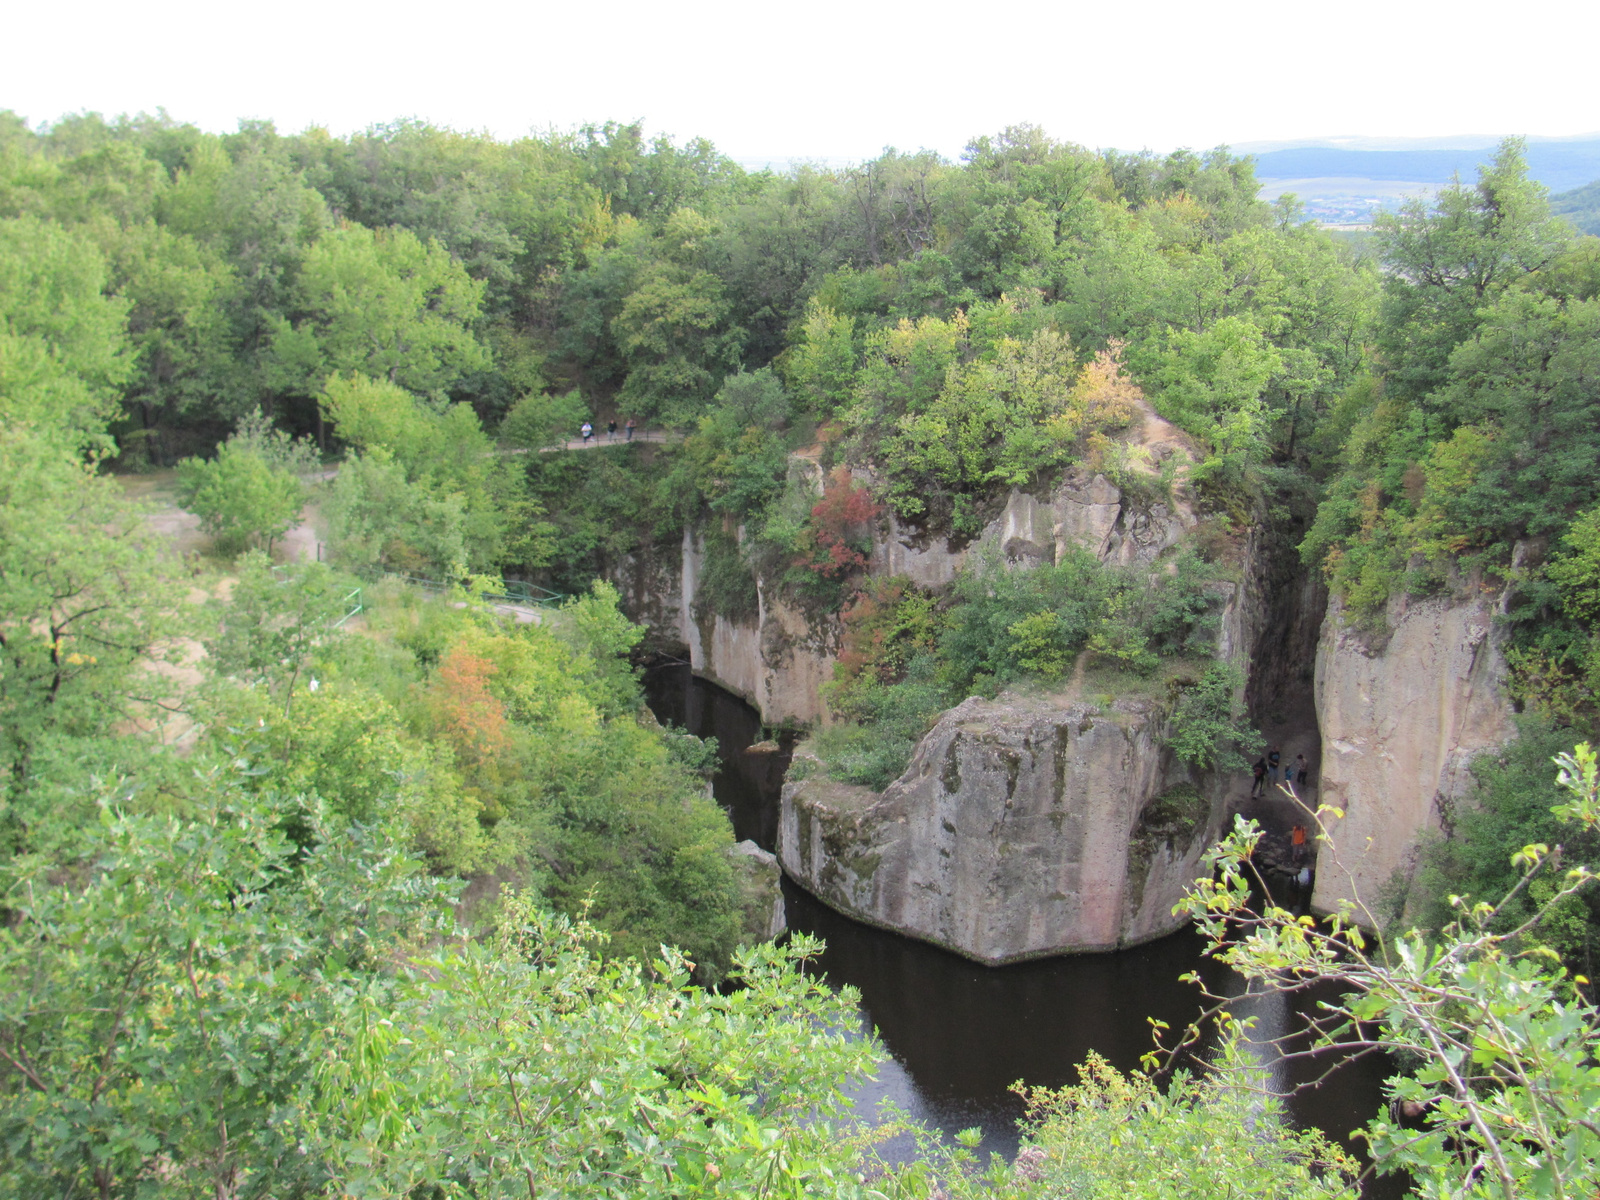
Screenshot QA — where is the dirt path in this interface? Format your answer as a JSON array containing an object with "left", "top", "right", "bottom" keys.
[
  {"left": 543, "top": 429, "right": 676, "bottom": 452},
  {"left": 119, "top": 471, "right": 210, "bottom": 560},
  {"left": 120, "top": 469, "right": 325, "bottom": 565},
  {"left": 279, "top": 501, "right": 323, "bottom": 563},
  {"left": 1125, "top": 397, "right": 1198, "bottom": 489}
]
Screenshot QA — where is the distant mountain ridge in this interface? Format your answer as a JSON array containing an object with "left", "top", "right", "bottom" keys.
[
  {"left": 1248, "top": 140, "right": 1600, "bottom": 194},
  {"left": 1235, "top": 132, "right": 1600, "bottom": 153},
  {"left": 1552, "top": 180, "right": 1600, "bottom": 236},
  {"left": 729, "top": 138, "right": 1600, "bottom": 228}
]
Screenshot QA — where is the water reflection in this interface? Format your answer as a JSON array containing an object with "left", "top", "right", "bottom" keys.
[
  {"left": 642, "top": 662, "right": 789, "bottom": 848},
  {"left": 785, "top": 878, "right": 1231, "bottom": 1160},
  {"left": 642, "top": 666, "right": 1402, "bottom": 1195}
]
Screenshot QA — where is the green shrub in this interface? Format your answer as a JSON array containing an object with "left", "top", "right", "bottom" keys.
[
  {"left": 940, "top": 546, "right": 1111, "bottom": 692},
  {"left": 815, "top": 653, "right": 949, "bottom": 789},
  {"left": 499, "top": 387, "right": 588, "bottom": 449},
  {"left": 658, "top": 724, "right": 720, "bottom": 777},
  {"left": 693, "top": 524, "right": 759, "bottom": 623},
  {"left": 1009, "top": 609, "right": 1078, "bottom": 677},
  {"left": 177, "top": 438, "right": 307, "bottom": 555},
  {"left": 940, "top": 546, "right": 1224, "bottom": 693},
  {"left": 1413, "top": 718, "right": 1600, "bottom": 966},
  {"left": 831, "top": 575, "right": 941, "bottom": 688},
  {"left": 989, "top": 1043, "right": 1356, "bottom": 1200},
  {"left": 1163, "top": 662, "right": 1261, "bottom": 769}
]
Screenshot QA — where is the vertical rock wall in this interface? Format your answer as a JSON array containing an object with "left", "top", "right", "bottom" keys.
[
  {"left": 679, "top": 529, "right": 840, "bottom": 726},
  {"left": 773, "top": 404, "right": 1264, "bottom": 960},
  {"left": 614, "top": 459, "right": 1199, "bottom": 728},
  {"left": 610, "top": 531, "right": 840, "bottom": 726},
  {"left": 1311, "top": 591, "right": 1515, "bottom": 916},
  {"left": 780, "top": 695, "right": 1222, "bottom": 962}
]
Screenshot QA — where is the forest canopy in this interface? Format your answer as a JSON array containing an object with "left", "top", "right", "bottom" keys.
[{"left": 5, "top": 104, "right": 1600, "bottom": 1198}]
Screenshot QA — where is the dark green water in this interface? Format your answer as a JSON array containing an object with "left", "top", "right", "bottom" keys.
[{"left": 644, "top": 665, "right": 1401, "bottom": 1193}]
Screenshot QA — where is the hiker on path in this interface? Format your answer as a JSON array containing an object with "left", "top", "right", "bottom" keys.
[
  {"left": 1291, "top": 823, "right": 1308, "bottom": 864},
  {"left": 1267, "top": 746, "right": 1282, "bottom": 783},
  {"left": 607, "top": 419, "right": 617, "bottom": 442},
  {"left": 1250, "top": 757, "right": 1268, "bottom": 797},
  {"left": 1294, "top": 753, "right": 1309, "bottom": 788},
  {"left": 625, "top": 417, "right": 635, "bottom": 441},
  {"left": 580, "top": 421, "right": 593, "bottom": 444}
]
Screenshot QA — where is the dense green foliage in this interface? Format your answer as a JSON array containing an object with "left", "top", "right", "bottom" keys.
[
  {"left": 176, "top": 414, "right": 314, "bottom": 553},
  {"left": 0, "top": 783, "right": 882, "bottom": 1199},
  {"left": 1175, "top": 745, "right": 1600, "bottom": 1200},
  {"left": 318, "top": 372, "right": 553, "bottom": 575},
  {"left": 1409, "top": 719, "right": 1600, "bottom": 977},
  {"left": 995, "top": 1048, "right": 1356, "bottom": 1198},
  {"left": 1162, "top": 662, "right": 1262, "bottom": 770},
  {"left": 0, "top": 432, "right": 183, "bottom": 828},
  {"left": 1302, "top": 143, "right": 1598, "bottom": 619},
  {"left": 0, "top": 416, "right": 750, "bottom": 984},
  {"left": 10, "top": 103, "right": 1600, "bottom": 1196},
  {"left": 814, "top": 548, "right": 1243, "bottom": 788},
  {"left": 0, "top": 109, "right": 1379, "bottom": 579}
]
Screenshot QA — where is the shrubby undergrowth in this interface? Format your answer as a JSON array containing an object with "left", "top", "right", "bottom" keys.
[
  {"left": 814, "top": 546, "right": 1246, "bottom": 789},
  {"left": 7, "top": 106, "right": 1600, "bottom": 1196}
]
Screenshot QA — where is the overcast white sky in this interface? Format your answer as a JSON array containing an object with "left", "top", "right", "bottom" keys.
[{"left": 9, "top": 0, "right": 1599, "bottom": 162}]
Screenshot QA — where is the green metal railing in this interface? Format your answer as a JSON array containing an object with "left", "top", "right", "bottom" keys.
[
  {"left": 331, "top": 587, "right": 364, "bottom": 627},
  {"left": 271, "top": 565, "right": 364, "bottom": 627},
  {"left": 489, "top": 579, "right": 566, "bottom": 608}
]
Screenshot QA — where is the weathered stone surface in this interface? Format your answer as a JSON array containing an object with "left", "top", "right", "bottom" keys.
[
  {"left": 779, "top": 694, "right": 1220, "bottom": 963},
  {"left": 670, "top": 529, "right": 839, "bottom": 726},
  {"left": 1053, "top": 471, "right": 1124, "bottom": 561},
  {"left": 728, "top": 839, "right": 787, "bottom": 944},
  {"left": 998, "top": 489, "right": 1052, "bottom": 563},
  {"left": 880, "top": 510, "right": 966, "bottom": 589},
  {"left": 1311, "top": 591, "right": 1515, "bottom": 916},
  {"left": 612, "top": 401, "right": 1202, "bottom": 728}
]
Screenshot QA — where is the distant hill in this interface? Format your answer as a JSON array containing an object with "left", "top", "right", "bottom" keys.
[
  {"left": 1250, "top": 140, "right": 1600, "bottom": 195},
  {"left": 1236, "top": 136, "right": 1600, "bottom": 225},
  {"left": 1552, "top": 180, "right": 1600, "bottom": 236}
]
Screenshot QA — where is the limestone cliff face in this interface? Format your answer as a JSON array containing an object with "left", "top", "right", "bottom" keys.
[
  {"left": 615, "top": 467, "right": 1196, "bottom": 725},
  {"left": 774, "top": 404, "right": 1251, "bottom": 961},
  {"left": 877, "top": 469, "right": 1196, "bottom": 587},
  {"left": 779, "top": 695, "right": 1220, "bottom": 962},
  {"left": 1311, "top": 591, "right": 1515, "bottom": 916},
  {"left": 728, "top": 840, "right": 787, "bottom": 944}
]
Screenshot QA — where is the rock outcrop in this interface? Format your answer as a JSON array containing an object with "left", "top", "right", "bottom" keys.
[
  {"left": 613, "top": 402, "right": 1199, "bottom": 728},
  {"left": 622, "top": 401, "right": 1261, "bottom": 959},
  {"left": 779, "top": 694, "right": 1220, "bottom": 962},
  {"left": 769, "top": 404, "right": 1256, "bottom": 959},
  {"left": 728, "top": 839, "right": 787, "bottom": 944},
  {"left": 1311, "top": 590, "right": 1516, "bottom": 916},
  {"left": 875, "top": 469, "right": 1195, "bottom": 587}
]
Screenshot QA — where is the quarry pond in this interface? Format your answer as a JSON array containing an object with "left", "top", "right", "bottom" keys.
[{"left": 644, "top": 665, "right": 1401, "bottom": 1190}]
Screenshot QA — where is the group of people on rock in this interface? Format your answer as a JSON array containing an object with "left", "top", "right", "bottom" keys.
[
  {"left": 1235, "top": 748, "right": 1312, "bottom": 876},
  {"left": 578, "top": 417, "right": 636, "bottom": 444},
  {"left": 1249, "top": 745, "right": 1309, "bottom": 798}
]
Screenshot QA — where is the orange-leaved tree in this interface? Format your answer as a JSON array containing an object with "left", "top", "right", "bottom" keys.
[{"left": 428, "top": 641, "right": 511, "bottom": 765}]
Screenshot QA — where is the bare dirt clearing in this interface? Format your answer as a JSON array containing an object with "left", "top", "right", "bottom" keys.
[{"left": 119, "top": 469, "right": 325, "bottom": 564}]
